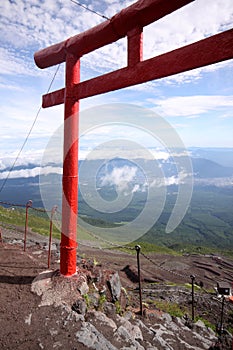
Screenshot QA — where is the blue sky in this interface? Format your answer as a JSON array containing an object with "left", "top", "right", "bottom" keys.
[{"left": 0, "top": 0, "right": 233, "bottom": 171}]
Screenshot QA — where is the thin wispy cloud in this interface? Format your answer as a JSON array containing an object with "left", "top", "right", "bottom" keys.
[{"left": 152, "top": 95, "right": 233, "bottom": 117}]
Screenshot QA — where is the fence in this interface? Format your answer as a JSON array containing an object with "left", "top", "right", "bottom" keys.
[{"left": 0, "top": 200, "right": 57, "bottom": 268}]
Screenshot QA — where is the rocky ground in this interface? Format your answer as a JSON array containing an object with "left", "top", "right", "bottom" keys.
[{"left": 0, "top": 226, "right": 233, "bottom": 349}]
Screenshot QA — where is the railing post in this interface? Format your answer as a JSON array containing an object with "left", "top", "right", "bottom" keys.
[
  {"left": 190, "top": 275, "right": 195, "bottom": 321},
  {"left": 48, "top": 205, "right": 57, "bottom": 268},
  {"left": 0, "top": 228, "right": 2, "bottom": 245},
  {"left": 135, "top": 245, "right": 143, "bottom": 315},
  {"left": 24, "top": 200, "right": 32, "bottom": 251},
  {"left": 219, "top": 296, "right": 225, "bottom": 338}
]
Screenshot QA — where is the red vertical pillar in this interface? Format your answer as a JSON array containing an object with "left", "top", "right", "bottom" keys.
[
  {"left": 60, "top": 54, "right": 80, "bottom": 276},
  {"left": 127, "top": 27, "right": 143, "bottom": 67}
]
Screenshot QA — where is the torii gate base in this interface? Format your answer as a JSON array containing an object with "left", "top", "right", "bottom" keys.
[{"left": 34, "top": 0, "right": 233, "bottom": 276}]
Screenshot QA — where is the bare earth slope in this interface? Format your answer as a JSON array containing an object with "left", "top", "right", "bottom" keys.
[{"left": 0, "top": 227, "right": 232, "bottom": 349}]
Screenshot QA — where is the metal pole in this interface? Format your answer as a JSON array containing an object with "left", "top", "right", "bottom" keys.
[
  {"left": 135, "top": 245, "right": 143, "bottom": 315},
  {"left": 232, "top": 319, "right": 233, "bottom": 350},
  {"left": 219, "top": 295, "right": 225, "bottom": 337},
  {"left": 24, "top": 200, "right": 32, "bottom": 251},
  {"left": 60, "top": 54, "right": 80, "bottom": 276},
  {"left": 190, "top": 275, "right": 195, "bottom": 321},
  {"left": 0, "top": 228, "right": 2, "bottom": 245},
  {"left": 48, "top": 205, "right": 57, "bottom": 268}
]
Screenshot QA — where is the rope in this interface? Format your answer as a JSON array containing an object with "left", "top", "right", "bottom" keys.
[
  {"left": 0, "top": 64, "right": 61, "bottom": 194},
  {"left": 0, "top": 200, "right": 25, "bottom": 208},
  {"left": 140, "top": 251, "right": 196, "bottom": 281},
  {"left": 70, "top": 0, "right": 109, "bottom": 20},
  {"left": 54, "top": 208, "right": 135, "bottom": 250},
  {"left": 0, "top": 200, "right": 54, "bottom": 213},
  {"left": 77, "top": 223, "right": 135, "bottom": 251},
  {"left": 30, "top": 206, "right": 48, "bottom": 213}
]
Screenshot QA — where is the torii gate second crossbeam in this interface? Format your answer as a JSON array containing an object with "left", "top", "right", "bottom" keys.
[{"left": 34, "top": 0, "right": 233, "bottom": 276}]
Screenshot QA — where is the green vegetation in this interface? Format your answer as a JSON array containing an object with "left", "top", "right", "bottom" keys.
[
  {"left": 194, "top": 316, "right": 215, "bottom": 331},
  {"left": 1, "top": 184, "right": 233, "bottom": 257},
  {"left": 184, "top": 283, "right": 201, "bottom": 292},
  {"left": 0, "top": 205, "right": 92, "bottom": 242},
  {"left": 98, "top": 293, "right": 107, "bottom": 311},
  {"left": 135, "top": 188, "right": 233, "bottom": 257},
  {"left": 78, "top": 186, "right": 233, "bottom": 256},
  {"left": 227, "top": 311, "right": 233, "bottom": 334},
  {"left": 83, "top": 293, "right": 90, "bottom": 309},
  {"left": 0, "top": 205, "right": 60, "bottom": 237},
  {"left": 151, "top": 300, "right": 187, "bottom": 318},
  {"left": 80, "top": 216, "right": 121, "bottom": 228},
  {"left": 114, "top": 300, "right": 123, "bottom": 315}
]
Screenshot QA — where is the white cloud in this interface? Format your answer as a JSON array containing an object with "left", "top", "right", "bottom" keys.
[
  {"left": 100, "top": 165, "right": 137, "bottom": 193},
  {"left": 83, "top": 0, "right": 233, "bottom": 82},
  {"left": 0, "top": 0, "right": 101, "bottom": 49},
  {"left": 0, "top": 47, "right": 37, "bottom": 77},
  {"left": 0, "top": 149, "right": 45, "bottom": 171},
  {"left": 150, "top": 171, "right": 191, "bottom": 188},
  {"left": 104, "top": 0, "right": 136, "bottom": 18},
  {"left": 132, "top": 184, "right": 140, "bottom": 193},
  {"left": 149, "top": 149, "right": 169, "bottom": 160},
  {"left": 157, "top": 60, "right": 233, "bottom": 86},
  {"left": 152, "top": 95, "right": 233, "bottom": 117},
  {"left": 144, "top": 0, "right": 233, "bottom": 58},
  {"left": 1, "top": 0, "right": 232, "bottom": 80},
  {"left": 0, "top": 165, "right": 62, "bottom": 180}
]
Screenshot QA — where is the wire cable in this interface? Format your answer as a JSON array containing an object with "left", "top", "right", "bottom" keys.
[
  {"left": 140, "top": 251, "right": 193, "bottom": 281},
  {"left": 0, "top": 64, "right": 61, "bottom": 194},
  {"left": 71, "top": 0, "right": 109, "bottom": 20},
  {"left": 0, "top": 200, "right": 25, "bottom": 208}
]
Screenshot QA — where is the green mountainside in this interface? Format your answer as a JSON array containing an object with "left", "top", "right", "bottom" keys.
[
  {"left": 79, "top": 186, "right": 233, "bottom": 257},
  {"left": 2, "top": 184, "right": 232, "bottom": 257}
]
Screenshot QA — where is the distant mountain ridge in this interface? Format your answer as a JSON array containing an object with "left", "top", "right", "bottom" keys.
[
  {"left": 192, "top": 157, "right": 233, "bottom": 178},
  {"left": 0, "top": 148, "right": 233, "bottom": 207},
  {"left": 1, "top": 155, "right": 233, "bottom": 179},
  {"left": 190, "top": 147, "right": 233, "bottom": 167}
]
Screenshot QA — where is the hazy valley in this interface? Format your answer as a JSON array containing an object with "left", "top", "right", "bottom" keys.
[{"left": 1, "top": 147, "right": 233, "bottom": 255}]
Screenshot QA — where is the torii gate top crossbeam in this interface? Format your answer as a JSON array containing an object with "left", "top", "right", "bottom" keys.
[
  {"left": 41, "top": 28, "right": 233, "bottom": 108},
  {"left": 35, "top": 0, "right": 233, "bottom": 109},
  {"left": 34, "top": 0, "right": 194, "bottom": 69}
]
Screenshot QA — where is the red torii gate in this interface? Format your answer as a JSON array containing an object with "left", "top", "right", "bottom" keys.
[{"left": 34, "top": 0, "right": 233, "bottom": 276}]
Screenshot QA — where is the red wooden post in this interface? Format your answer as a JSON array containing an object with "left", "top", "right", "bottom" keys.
[
  {"left": 60, "top": 54, "right": 80, "bottom": 276},
  {"left": 127, "top": 27, "right": 143, "bottom": 67}
]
